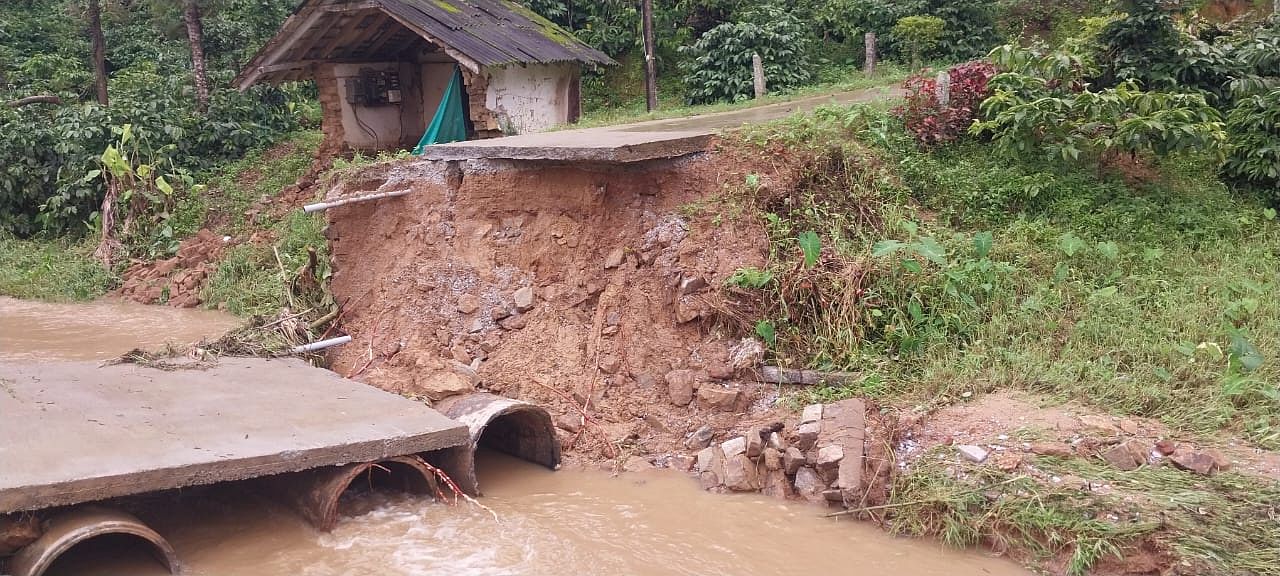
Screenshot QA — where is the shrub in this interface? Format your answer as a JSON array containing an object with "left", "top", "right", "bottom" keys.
[
  {"left": 893, "top": 15, "right": 947, "bottom": 68},
  {"left": 974, "top": 45, "right": 1228, "bottom": 164},
  {"left": 679, "top": 5, "right": 814, "bottom": 104},
  {"left": 1223, "top": 89, "right": 1280, "bottom": 188},
  {"left": 894, "top": 60, "right": 996, "bottom": 146}
]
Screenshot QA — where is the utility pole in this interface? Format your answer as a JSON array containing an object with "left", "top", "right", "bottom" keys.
[
  {"left": 641, "top": 0, "right": 658, "bottom": 112},
  {"left": 864, "top": 32, "right": 877, "bottom": 77}
]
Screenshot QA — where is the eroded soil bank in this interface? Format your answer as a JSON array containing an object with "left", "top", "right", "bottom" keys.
[{"left": 314, "top": 147, "right": 1280, "bottom": 576}]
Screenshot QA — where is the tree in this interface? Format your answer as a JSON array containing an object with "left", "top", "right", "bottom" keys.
[
  {"left": 87, "top": 0, "right": 109, "bottom": 105},
  {"left": 183, "top": 0, "right": 210, "bottom": 113},
  {"left": 893, "top": 15, "right": 946, "bottom": 70}
]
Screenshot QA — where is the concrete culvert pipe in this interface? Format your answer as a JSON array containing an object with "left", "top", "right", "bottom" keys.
[
  {"left": 5, "top": 507, "right": 180, "bottom": 576},
  {"left": 261, "top": 456, "right": 440, "bottom": 532},
  {"left": 427, "top": 393, "right": 561, "bottom": 496}
]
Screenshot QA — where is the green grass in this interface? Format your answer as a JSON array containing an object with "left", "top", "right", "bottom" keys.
[
  {"left": 0, "top": 236, "right": 115, "bottom": 301},
  {"left": 731, "top": 104, "right": 1280, "bottom": 450},
  {"left": 201, "top": 210, "right": 329, "bottom": 317},
  {"left": 185, "top": 130, "right": 323, "bottom": 235},
  {"left": 571, "top": 64, "right": 911, "bottom": 129},
  {"left": 890, "top": 450, "right": 1280, "bottom": 575}
]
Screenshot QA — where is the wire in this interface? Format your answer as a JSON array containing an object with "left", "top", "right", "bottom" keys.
[{"left": 351, "top": 103, "right": 380, "bottom": 151}]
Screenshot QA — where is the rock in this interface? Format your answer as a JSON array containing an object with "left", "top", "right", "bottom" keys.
[
  {"left": 699, "top": 472, "right": 722, "bottom": 491},
  {"left": 1029, "top": 442, "right": 1074, "bottom": 458},
  {"left": 499, "top": 314, "right": 528, "bottom": 330},
  {"left": 823, "top": 489, "right": 846, "bottom": 503},
  {"left": 707, "top": 363, "right": 734, "bottom": 380},
  {"left": 723, "top": 454, "right": 761, "bottom": 491},
  {"left": 449, "top": 361, "right": 479, "bottom": 385},
  {"left": 1170, "top": 450, "right": 1222, "bottom": 475},
  {"left": 793, "top": 466, "right": 825, "bottom": 501},
  {"left": 684, "top": 425, "right": 715, "bottom": 450},
  {"left": 623, "top": 455, "right": 655, "bottom": 473},
  {"left": 513, "top": 286, "right": 536, "bottom": 312},
  {"left": 745, "top": 429, "right": 765, "bottom": 458},
  {"left": 956, "top": 444, "right": 990, "bottom": 463},
  {"left": 761, "top": 468, "right": 794, "bottom": 500},
  {"left": 816, "top": 445, "right": 845, "bottom": 481},
  {"left": 450, "top": 343, "right": 472, "bottom": 365},
  {"left": 1154, "top": 439, "right": 1177, "bottom": 456},
  {"left": 783, "top": 447, "right": 806, "bottom": 475},
  {"left": 415, "top": 371, "right": 474, "bottom": 401},
  {"left": 1079, "top": 414, "right": 1119, "bottom": 434},
  {"left": 1101, "top": 440, "right": 1149, "bottom": 471},
  {"left": 456, "top": 294, "right": 480, "bottom": 314},
  {"left": 721, "top": 436, "right": 747, "bottom": 458},
  {"left": 555, "top": 413, "right": 582, "bottom": 433},
  {"left": 801, "top": 404, "right": 824, "bottom": 425},
  {"left": 728, "top": 338, "right": 765, "bottom": 371},
  {"left": 599, "top": 354, "right": 621, "bottom": 374},
  {"left": 697, "top": 385, "right": 740, "bottom": 412},
  {"left": 679, "top": 275, "right": 709, "bottom": 294},
  {"left": 468, "top": 318, "right": 486, "bottom": 333},
  {"left": 490, "top": 307, "right": 512, "bottom": 321},
  {"left": 665, "top": 369, "right": 698, "bottom": 406},
  {"left": 767, "top": 431, "right": 786, "bottom": 451},
  {"left": 0, "top": 515, "right": 41, "bottom": 555},
  {"left": 603, "top": 247, "right": 626, "bottom": 269},
  {"left": 643, "top": 414, "right": 670, "bottom": 434},
  {"left": 1205, "top": 448, "right": 1231, "bottom": 471},
  {"left": 763, "top": 447, "right": 783, "bottom": 471},
  {"left": 796, "top": 421, "right": 821, "bottom": 450},
  {"left": 696, "top": 446, "right": 724, "bottom": 474},
  {"left": 669, "top": 455, "right": 697, "bottom": 472}
]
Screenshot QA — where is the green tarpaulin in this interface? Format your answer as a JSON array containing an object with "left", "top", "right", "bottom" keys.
[{"left": 413, "top": 66, "right": 467, "bottom": 154}]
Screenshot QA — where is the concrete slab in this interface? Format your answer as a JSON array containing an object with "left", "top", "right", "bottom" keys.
[
  {"left": 0, "top": 358, "right": 469, "bottom": 514},
  {"left": 420, "top": 85, "right": 904, "bottom": 163}
]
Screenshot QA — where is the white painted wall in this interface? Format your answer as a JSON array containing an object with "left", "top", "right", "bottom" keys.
[
  {"left": 483, "top": 63, "right": 577, "bottom": 135},
  {"left": 334, "top": 63, "right": 405, "bottom": 150}
]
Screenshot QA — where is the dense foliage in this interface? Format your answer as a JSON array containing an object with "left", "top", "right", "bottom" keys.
[
  {"left": 0, "top": 0, "right": 306, "bottom": 237},
  {"left": 677, "top": 6, "right": 814, "bottom": 103}
]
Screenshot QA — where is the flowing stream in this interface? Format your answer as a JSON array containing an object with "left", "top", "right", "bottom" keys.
[{"left": 1, "top": 297, "right": 1028, "bottom": 576}]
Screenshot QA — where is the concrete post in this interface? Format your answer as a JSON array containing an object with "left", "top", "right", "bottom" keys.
[
  {"left": 864, "top": 32, "right": 877, "bottom": 76},
  {"left": 752, "top": 53, "right": 767, "bottom": 99},
  {"left": 935, "top": 70, "right": 951, "bottom": 107}
]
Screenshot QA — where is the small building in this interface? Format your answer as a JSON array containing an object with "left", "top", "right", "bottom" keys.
[{"left": 234, "top": 0, "right": 614, "bottom": 153}]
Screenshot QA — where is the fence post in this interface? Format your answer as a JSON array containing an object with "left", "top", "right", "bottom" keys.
[
  {"left": 864, "top": 32, "right": 877, "bottom": 76},
  {"left": 752, "top": 53, "right": 767, "bottom": 99},
  {"left": 935, "top": 70, "right": 951, "bottom": 107}
]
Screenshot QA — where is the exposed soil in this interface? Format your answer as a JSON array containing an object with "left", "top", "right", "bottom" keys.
[
  {"left": 904, "top": 390, "right": 1280, "bottom": 482},
  {"left": 320, "top": 147, "right": 803, "bottom": 465}
]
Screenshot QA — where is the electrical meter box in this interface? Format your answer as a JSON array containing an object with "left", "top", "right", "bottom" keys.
[{"left": 344, "top": 68, "right": 402, "bottom": 106}]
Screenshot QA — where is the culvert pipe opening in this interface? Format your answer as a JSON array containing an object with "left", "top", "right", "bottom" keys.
[
  {"left": 430, "top": 393, "right": 561, "bottom": 496},
  {"left": 6, "top": 508, "right": 180, "bottom": 576},
  {"left": 260, "top": 456, "right": 441, "bottom": 532}
]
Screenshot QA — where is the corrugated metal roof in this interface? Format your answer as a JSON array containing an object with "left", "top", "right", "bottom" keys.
[{"left": 379, "top": 0, "right": 613, "bottom": 66}]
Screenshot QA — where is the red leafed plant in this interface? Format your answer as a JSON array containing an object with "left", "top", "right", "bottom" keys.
[{"left": 894, "top": 60, "right": 996, "bottom": 146}]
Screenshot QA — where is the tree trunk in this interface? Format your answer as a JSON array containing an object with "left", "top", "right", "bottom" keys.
[
  {"left": 88, "top": 0, "right": 108, "bottom": 106},
  {"left": 640, "top": 0, "right": 658, "bottom": 112},
  {"left": 183, "top": 0, "right": 210, "bottom": 113}
]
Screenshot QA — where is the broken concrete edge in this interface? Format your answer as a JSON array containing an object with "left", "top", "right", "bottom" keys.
[
  {"left": 432, "top": 392, "right": 562, "bottom": 496},
  {"left": 6, "top": 507, "right": 179, "bottom": 576},
  {"left": 758, "top": 366, "right": 861, "bottom": 386},
  {"left": 0, "top": 430, "right": 469, "bottom": 516},
  {"left": 694, "top": 399, "right": 873, "bottom": 507},
  {"left": 420, "top": 134, "right": 713, "bottom": 163}
]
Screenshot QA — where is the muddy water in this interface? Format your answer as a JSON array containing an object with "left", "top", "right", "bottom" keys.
[
  {"left": 7, "top": 298, "right": 1028, "bottom": 576},
  {"left": 0, "top": 296, "right": 240, "bottom": 361},
  {"left": 52, "top": 451, "right": 1027, "bottom": 576}
]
